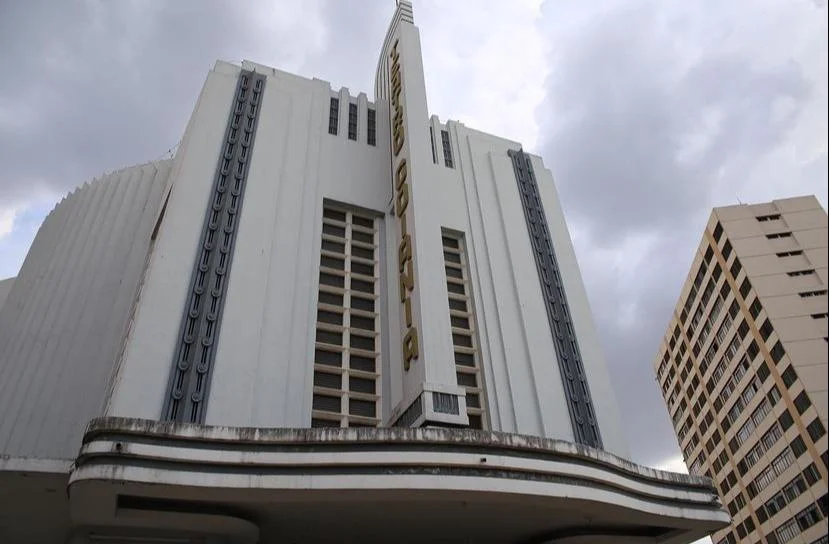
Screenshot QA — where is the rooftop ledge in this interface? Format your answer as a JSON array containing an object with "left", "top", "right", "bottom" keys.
[{"left": 64, "top": 417, "right": 730, "bottom": 543}]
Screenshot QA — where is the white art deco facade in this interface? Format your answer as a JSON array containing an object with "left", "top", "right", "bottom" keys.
[{"left": 0, "top": 3, "right": 729, "bottom": 543}]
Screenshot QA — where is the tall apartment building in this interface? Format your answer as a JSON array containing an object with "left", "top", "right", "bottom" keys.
[
  {"left": 0, "top": 2, "right": 728, "bottom": 542},
  {"left": 655, "top": 196, "right": 829, "bottom": 544}
]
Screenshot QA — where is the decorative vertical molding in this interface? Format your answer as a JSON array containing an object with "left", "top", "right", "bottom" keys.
[
  {"left": 162, "top": 70, "right": 266, "bottom": 423},
  {"left": 508, "top": 149, "right": 603, "bottom": 449}
]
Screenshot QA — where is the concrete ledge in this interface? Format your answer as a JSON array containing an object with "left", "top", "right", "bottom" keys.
[
  {"left": 81, "top": 417, "right": 710, "bottom": 487},
  {"left": 65, "top": 417, "right": 729, "bottom": 543},
  {"left": 0, "top": 455, "right": 73, "bottom": 474}
]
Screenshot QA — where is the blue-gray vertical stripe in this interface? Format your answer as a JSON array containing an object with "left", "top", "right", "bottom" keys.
[
  {"left": 508, "top": 149, "right": 602, "bottom": 449},
  {"left": 162, "top": 70, "right": 266, "bottom": 423}
]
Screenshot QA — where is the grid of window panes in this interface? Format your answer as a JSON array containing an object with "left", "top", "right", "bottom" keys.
[
  {"left": 311, "top": 206, "right": 380, "bottom": 428},
  {"left": 657, "top": 215, "right": 829, "bottom": 544},
  {"left": 442, "top": 233, "right": 487, "bottom": 430}
]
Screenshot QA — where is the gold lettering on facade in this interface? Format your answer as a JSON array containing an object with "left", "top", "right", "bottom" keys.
[
  {"left": 390, "top": 39, "right": 419, "bottom": 370},
  {"left": 403, "top": 327, "right": 419, "bottom": 362}
]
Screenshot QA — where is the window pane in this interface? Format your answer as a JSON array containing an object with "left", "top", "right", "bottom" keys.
[
  {"left": 312, "top": 417, "right": 340, "bottom": 428},
  {"left": 313, "top": 394, "right": 341, "bottom": 413},
  {"left": 350, "top": 334, "right": 375, "bottom": 351},
  {"left": 456, "top": 372, "right": 477, "bottom": 387},
  {"left": 322, "top": 223, "right": 346, "bottom": 238},
  {"left": 349, "top": 354, "right": 375, "bottom": 372},
  {"left": 318, "top": 291, "right": 344, "bottom": 306},
  {"left": 447, "top": 282, "right": 466, "bottom": 295},
  {"left": 352, "top": 215, "right": 373, "bottom": 228},
  {"left": 351, "top": 262, "right": 374, "bottom": 276},
  {"left": 321, "top": 240, "right": 345, "bottom": 254},
  {"left": 352, "top": 246, "right": 374, "bottom": 260},
  {"left": 452, "top": 333, "right": 473, "bottom": 348},
  {"left": 320, "top": 255, "right": 345, "bottom": 270},
  {"left": 351, "top": 296, "right": 375, "bottom": 312},
  {"left": 451, "top": 315, "right": 470, "bottom": 329},
  {"left": 449, "top": 298, "right": 467, "bottom": 312},
  {"left": 455, "top": 351, "right": 475, "bottom": 367},
  {"left": 317, "top": 309, "right": 343, "bottom": 325},
  {"left": 349, "top": 376, "right": 376, "bottom": 394},
  {"left": 349, "top": 398, "right": 376, "bottom": 417},
  {"left": 323, "top": 208, "right": 346, "bottom": 221},
  {"left": 351, "top": 278, "right": 374, "bottom": 293},
  {"left": 315, "top": 349, "right": 341, "bottom": 367},
  {"left": 350, "top": 315, "right": 375, "bottom": 331},
  {"left": 352, "top": 230, "right": 373, "bottom": 244},
  {"left": 319, "top": 272, "right": 344, "bottom": 288},
  {"left": 316, "top": 330, "right": 342, "bottom": 345},
  {"left": 314, "top": 371, "right": 341, "bottom": 389}
]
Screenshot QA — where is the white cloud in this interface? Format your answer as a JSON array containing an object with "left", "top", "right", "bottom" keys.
[
  {"left": 0, "top": 187, "right": 61, "bottom": 241},
  {"left": 654, "top": 454, "right": 689, "bottom": 474},
  {"left": 0, "top": 206, "right": 19, "bottom": 240},
  {"left": 0, "top": 191, "right": 62, "bottom": 279},
  {"left": 417, "top": 0, "right": 547, "bottom": 150}
]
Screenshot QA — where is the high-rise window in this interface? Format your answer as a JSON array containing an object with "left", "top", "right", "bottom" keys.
[
  {"left": 328, "top": 97, "right": 339, "bottom": 135},
  {"left": 311, "top": 205, "right": 380, "bottom": 428},
  {"left": 441, "top": 129, "right": 454, "bottom": 168},
  {"left": 367, "top": 108, "right": 376, "bottom": 146},
  {"left": 757, "top": 214, "right": 781, "bottom": 222},
  {"left": 348, "top": 102, "right": 358, "bottom": 141},
  {"left": 442, "top": 232, "right": 487, "bottom": 429}
]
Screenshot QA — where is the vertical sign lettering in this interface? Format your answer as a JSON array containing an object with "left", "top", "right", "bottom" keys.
[{"left": 390, "top": 39, "right": 419, "bottom": 370}]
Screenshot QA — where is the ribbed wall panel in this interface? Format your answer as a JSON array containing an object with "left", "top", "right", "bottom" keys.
[
  {"left": 57, "top": 165, "right": 168, "bottom": 450},
  {"left": 0, "top": 187, "right": 83, "bottom": 428},
  {"left": 7, "top": 178, "right": 116, "bottom": 451},
  {"left": 1, "top": 178, "right": 106, "bottom": 450},
  {"left": 39, "top": 167, "right": 138, "bottom": 452},
  {"left": 0, "top": 160, "right": 171, "bottom": 459},
  {"left": 3, "top": 179, "right": 108, "bottom": 450},
  {"left": 0, "top": 278, "right": 13, "bottom": 313}
]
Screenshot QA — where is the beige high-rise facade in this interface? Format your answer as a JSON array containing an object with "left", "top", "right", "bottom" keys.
[{"left": 655, "top": 195, "right": 828, "bottom": 544}]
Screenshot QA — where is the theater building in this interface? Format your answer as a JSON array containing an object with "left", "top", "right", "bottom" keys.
[{"left": 0, "top": 2, "right": 727, "bottom": 542}]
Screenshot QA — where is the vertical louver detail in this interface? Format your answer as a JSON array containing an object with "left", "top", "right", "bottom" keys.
[
  {"left": 348, "top": 102, "right": 358, "bottom": 141},
  {"left": 367, "top": 108, "right": 377, "bottom": 146},
  {"left": 162, "top": 70, "right": 266, "bottom": 423},
  {"left": 311, "top": 205, "right": 381, "bottom": 428},
  {"left": 442, "top": 232, "right": 488, "bottom": 430},
  {"left": 441, "top": 129, "right": 454, "bottom": 168},
  {"left": 508, "top": 148, "right": 602, "bottom": 448},
  {"left": 328, "top": 97, "right": 339, "bottom": 135}
]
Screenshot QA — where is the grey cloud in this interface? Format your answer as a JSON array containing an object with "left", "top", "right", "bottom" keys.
[
  {"left": 1, "top": 2, "right": 235, "bottom": 200},
  {"left": 303, "top": 1, "right": 392, "bottom": 94},
  {"left": 539, "top": 0, "right": 822, "bottom": 465},
  {"left": 542, "top": 2, "right": 809, "bottom": 246},
  {"left": 0, "top": 0, "right": 390, "bottom": 206}
]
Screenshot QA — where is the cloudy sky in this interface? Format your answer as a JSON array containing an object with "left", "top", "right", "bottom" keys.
[{"left": 1, "top": 0, "right": 826, "bottom": 471}]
